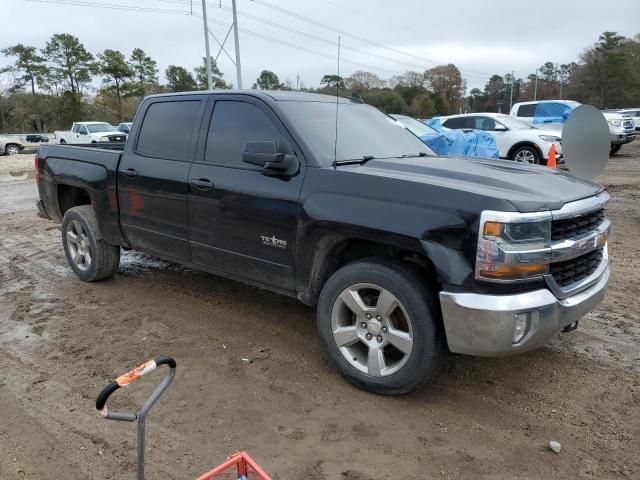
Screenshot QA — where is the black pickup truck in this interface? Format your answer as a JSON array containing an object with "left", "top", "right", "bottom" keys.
[{"left": 35, "top": 91, "right": 611, "bottom": 394}]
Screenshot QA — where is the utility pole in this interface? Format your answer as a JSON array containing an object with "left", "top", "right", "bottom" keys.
[
  {"left": 231, "top": 0, "right": 243, "bottom": 88},
  {"left": 534, "top": 73, "right": 538, "bottom": 101},
  {"left": 508, "top": 70, "right": 514, "bottom": 112},
  {"left": 296, "top": 73, "right": 300, "bottom": 91},
  {"left": 559, "top": 78, "right": 563, "bottom": 99},
  {"left": 201, "top": 0, "right": 213, "bottom": 90}
]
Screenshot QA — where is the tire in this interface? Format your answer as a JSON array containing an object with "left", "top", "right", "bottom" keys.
[
  {"left": 510, "top": 145, "right": 541, "bottom": 164},
  {"left": 61, "top": 205, "right": 120, "bottom": 282},
  {"left": 610, "top": 144, "right": 622, "bottom": 156},
  {"left": 59, "top": 139, "right": 66, "bottom": 144},
  {"left": 316, "top": 259, "right": 443, "bottom": 395},
  {"left": 5, "top": 144, "right": 20, "bottom": 155}
]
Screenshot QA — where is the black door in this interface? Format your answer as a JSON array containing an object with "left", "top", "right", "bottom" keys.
[
  {"left": 119, "top": 97, "right": 206, "bottom": 260},
  {"left": 188, "top": 97, "right": 305, "bottom": 290}
]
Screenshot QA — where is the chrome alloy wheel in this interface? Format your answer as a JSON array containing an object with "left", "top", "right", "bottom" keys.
[
  {"left": 331, "top": 283, "right": 413, "bottom": 377},
  {"left": 66, "top": 220, "right": 92, "bottom": 271},
  {"left": 514, "top": 149, "right": 536, "bottom": 164}
]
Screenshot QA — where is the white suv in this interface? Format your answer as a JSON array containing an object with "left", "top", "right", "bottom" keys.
[
  {"left": 511, "top": 100, "right": 635, "bottom": 155},
  {"left": 438, "top": 113, "right": 561, "bottom": 165}
]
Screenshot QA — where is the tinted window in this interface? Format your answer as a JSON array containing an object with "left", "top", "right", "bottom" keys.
[
  {"left": 517, "top": 104, "right": 536, "bottom": 117},
  {"left": 442, "top": 117, "right": 470, "bottom": 129},
  {"left": 78, "top": 124, "right": 88, "bottom": 135},
  {"left": 206, "top": 101, "right": 280, "bottom": 166},
  {"left": 137, "top": 101, "right": 201, "bottom": 160}
]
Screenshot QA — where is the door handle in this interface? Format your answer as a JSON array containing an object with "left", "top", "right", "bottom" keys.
[
  {"left": 190, "top": 178, "right": 214, "bottom": 190},
  {"left": 121, "top": 168, "right": 139, "bottom": 178}
]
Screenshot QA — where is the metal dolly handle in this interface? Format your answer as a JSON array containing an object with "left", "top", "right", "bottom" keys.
[{"left": 96, "top": 355, "right": 177, "bottom": 480}]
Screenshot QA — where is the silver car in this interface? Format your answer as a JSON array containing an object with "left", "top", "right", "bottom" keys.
[{"left": 0, "top": 136, "right": 24, "bottom": 155}]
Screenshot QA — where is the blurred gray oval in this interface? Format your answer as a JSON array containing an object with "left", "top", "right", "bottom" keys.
[{"left": 562, "top": 104, "right": 610, "bottom": 180}]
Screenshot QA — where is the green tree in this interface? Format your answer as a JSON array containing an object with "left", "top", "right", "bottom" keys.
[
  {"left": 194, "top": 57, "right": 230, "bottom": 90},
  {"left": 320, "top": 74, "right": 345, "bottom": 89},
  {"left": 253, "top": 70, "right": 282, "bottom": 90},
  {"left": 97, "top": 49, "right": 133, "bottom": 121},
  {"left": 360, "top": 89, "right": 407, "bottom": 114},
  {"left": 42, "top": 33, "right": 95, "bottom": 95},
  {"left": 128, "top": 48, "right": 158, "bottom": 96},
  {"left": 165, "top": 65, "right": 197, "bottom": 92},
  {"left": 1, "top": 44, "right": 48, "bottom": 94}
]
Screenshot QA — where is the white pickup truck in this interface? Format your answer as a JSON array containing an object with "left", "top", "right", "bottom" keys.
[{"left": 54, "top": 122, "right": 127, "bottom": 144}]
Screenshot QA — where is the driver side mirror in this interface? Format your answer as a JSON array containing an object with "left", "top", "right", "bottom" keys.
[{"left": 242, "top": 141, "right": 294, "bottom": 173}]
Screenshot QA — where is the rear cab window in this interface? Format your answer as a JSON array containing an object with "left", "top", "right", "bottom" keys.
[{"left": 516, "top": 104, "right": 536, "bottom": 117}]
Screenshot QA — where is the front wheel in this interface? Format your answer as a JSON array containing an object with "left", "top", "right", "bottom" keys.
[
  {"left": 5, "top": 144, "right": 20, "bottom": 155},
  {"left": 317, "top": 259, "right": 443, "bottom": 395},
  {"left": 511, "top": 145, "right": 541, "bottom": 164},
  {"left": 61, "top": 205, "right": 120, "bottom": 281},
  {"left": 610, "top": 144, "right": 622, "bottom": 156},
  {"left": 59, "top": 139, "right": 66, "bottom": 144}
]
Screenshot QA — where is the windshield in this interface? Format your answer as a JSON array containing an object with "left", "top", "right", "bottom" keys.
[
  {"left": 87, "top": 123, "right": 116, "bottom": 133},
  {"left": 280, "top": 101, "right": 434, "bottom": 165},
  {"left": 496, "top": 115, "right": 537, "bottom": 130},
  {"left": 392, "top": 115, "right": 438, "bottom": 137}
]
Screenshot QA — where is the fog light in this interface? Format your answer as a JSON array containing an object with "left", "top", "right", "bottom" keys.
[{"left": 513, "top": 312, "right": 531, "bottom": 344}]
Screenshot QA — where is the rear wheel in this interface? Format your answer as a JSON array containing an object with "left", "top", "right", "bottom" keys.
[
  {"left": 610, "top": 144, "right": 622, "bottom": 156},
  {"left": 5, "top": 144, "right": 20, "bottom": 155},
  {"left": 317, "top": 259, "right": 443, "bottom": 395},
  {"left": 61, "top": 205, "right": 120, "bottom": 281},
  {"left": 59, "top": 139, "right": 66, "bottom": 144},
  {"left": 511, "top": 145, "right": 540, "bottom": 164}
]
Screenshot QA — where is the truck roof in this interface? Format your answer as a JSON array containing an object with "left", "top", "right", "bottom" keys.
[{"left": 146, "top": 90, "right": 354, "bottom": 104}]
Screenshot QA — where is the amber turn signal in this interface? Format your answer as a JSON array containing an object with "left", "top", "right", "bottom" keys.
[
  {"left": 479, "top": 263, "right": 548, "bottom": 279},
  {"left": 483, "top": 221, "right": 503, "bottom": 236}
]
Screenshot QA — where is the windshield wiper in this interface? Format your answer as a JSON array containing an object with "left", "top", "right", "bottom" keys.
[
  {"left": 334, "top": 155, "right": 376, "bottom": 166},
  {"left": 397, "top": 151, "right": 429, "bottom": 158}
]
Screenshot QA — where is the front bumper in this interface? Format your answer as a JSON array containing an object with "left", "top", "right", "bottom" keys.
[
  {"left": 611, "top": 132, "right": 636, "bottom": 145},
  {"left": 439, "top": 266, "right": 610, "bottom": 356}
]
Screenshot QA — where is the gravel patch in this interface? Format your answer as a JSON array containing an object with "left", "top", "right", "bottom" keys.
[{"left": 0, "top": 153, "right": 35, "bottom": 175}]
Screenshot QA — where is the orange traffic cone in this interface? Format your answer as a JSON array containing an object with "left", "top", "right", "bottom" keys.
[{"left": 547, "top": 144, "right": 557, "bottom": 168}]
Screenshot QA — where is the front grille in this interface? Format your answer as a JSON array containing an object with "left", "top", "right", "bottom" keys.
[
  {"left": 551, "top": 208, "right": 604, "bottom": 242},
  {"left": 550, "top": 248, "right": 603, "bottom": 287},
  {"left": 107, "top": 135, "right": 126, "bottom": 142}
]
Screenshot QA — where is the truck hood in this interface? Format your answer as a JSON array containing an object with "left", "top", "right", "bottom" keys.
[{"left": 353, "top": 156, "right": 603, "bottom": 212}]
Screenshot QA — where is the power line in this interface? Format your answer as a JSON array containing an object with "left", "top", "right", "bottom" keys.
[
  {"left": 153, "top": 0, "right": 491, "bottom": 77},
  {"left": 23, "top": 0, "right": 407, "bottom": 78},
  {"left": 248, "top": 0, "right": 496, "bottom": 78}
]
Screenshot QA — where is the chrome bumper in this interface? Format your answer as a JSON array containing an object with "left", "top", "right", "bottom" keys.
[{"left": 439, "top": 266, "right": 610, "bottom": 356}]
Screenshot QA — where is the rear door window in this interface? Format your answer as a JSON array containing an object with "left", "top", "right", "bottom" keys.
[
  {"left": 442, "top": 117, "right": 471, "bottom": 129},
  {"left": 136, "top": 100, "right": 201, "bottom": 160}
]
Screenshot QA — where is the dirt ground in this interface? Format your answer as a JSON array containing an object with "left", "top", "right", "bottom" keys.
[{"left": 0, "top": 144, "right": 638, "bottom": 480}]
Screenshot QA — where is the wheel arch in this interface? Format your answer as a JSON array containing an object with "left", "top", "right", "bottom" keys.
[
  {"left": 302, "top": 233, "right": 442, "bottom": 307},
  {"left": 507, "top": 141, "right": 544, "bottom": 160}
]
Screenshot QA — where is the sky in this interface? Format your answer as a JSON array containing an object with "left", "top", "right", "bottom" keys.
[{"left": 2, "top": 0, "right": 640, "bottom": 92}]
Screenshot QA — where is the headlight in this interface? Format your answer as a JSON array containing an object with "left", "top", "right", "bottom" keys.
[
  {"left": 99, "top": 136, "right": 110, "bottom": 142},
  {"left": 608, "top": 119, "right": 622, "bottom": 127},
  {"left": 476, "top": 211, "right": 552, "bottom": 282},
  {"left": 539, "top": 135, "right": 561, "bottom": 143}
]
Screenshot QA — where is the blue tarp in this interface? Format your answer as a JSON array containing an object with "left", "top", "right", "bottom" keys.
[
  {"left": 531, "top": 101, "right": 577, "bottom": 125},
  {"left": 423, "top": 118, "right": 500, "bottom": 159}
]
